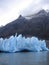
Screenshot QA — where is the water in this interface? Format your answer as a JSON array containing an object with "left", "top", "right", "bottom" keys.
[{"left": 0, "top": 51, "right": 49, "bottom": 65}]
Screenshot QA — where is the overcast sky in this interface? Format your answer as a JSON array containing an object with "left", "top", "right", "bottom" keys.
[{"left": 0, "top": 0, "right": 49, "bottom": 26}]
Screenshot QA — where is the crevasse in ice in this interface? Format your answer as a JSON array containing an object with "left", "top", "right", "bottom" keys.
[{"left": 0, "top": 34, "right": 48, "bottom": 52}]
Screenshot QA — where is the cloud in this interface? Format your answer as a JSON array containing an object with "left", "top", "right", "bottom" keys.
[
  {"left": 0, "top": 0, "right": 33, "bottom": 26},
  {"left": 40, "top": 0, "right": 49, "bottom": 4},
  {"left": 20, "top": 0, "right": 49, "bottom": 16},
  {"left": 0, "top": 0, "right": 49, "bottom": 26}
]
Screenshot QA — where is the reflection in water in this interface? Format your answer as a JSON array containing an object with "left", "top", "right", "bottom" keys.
[
  {"left": 0, "top": 51, "right": 49, "bottom": 65},
  {"left": 47, "top": 51, "right": 49, "bottom": 65}
]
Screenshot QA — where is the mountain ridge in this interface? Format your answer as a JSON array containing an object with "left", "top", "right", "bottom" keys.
[{"left": 0, "top": 9, "right": 49, "bottom": 39}]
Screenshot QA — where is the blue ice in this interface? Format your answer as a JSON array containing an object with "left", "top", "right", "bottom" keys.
[{"left": 0, "top": 34, "right": 48, "bottom": 52}]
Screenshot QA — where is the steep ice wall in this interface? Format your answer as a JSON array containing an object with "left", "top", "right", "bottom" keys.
[{"left": 0, "top": 34, "right": 48, "bottom": 52}]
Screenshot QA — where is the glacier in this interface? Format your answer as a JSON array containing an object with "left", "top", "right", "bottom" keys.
[{"left": 0, "top": 34, "right": 48, "bottom": 52}]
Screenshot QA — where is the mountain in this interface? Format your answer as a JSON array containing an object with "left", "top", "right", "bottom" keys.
[
  {"left": 25, "top": 9, "right": 47, "bottom": 19},
  {"left": 0, "top": 10, "right": 49, "bottom": 39},
  {"left": 29, "top": 10, "right": 49, "bottom": 39},
  {"left": 0, "top": 15, "right": 29, "bottom": 38}
]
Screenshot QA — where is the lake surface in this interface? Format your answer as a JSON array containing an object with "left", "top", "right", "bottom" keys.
[{"left": 0, "top": 51, "right": 49, "bottom": 65}]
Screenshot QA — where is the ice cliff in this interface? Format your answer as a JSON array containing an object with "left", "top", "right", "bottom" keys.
[{"left": 0, "top": 34, "right": 48, "bottom": 52}]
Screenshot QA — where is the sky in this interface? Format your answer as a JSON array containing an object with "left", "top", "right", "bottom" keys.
[{"left": 0, "top": 0, "right": 49, "bottom": 26}]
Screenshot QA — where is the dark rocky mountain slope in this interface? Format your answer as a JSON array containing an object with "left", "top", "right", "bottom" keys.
[{"left": 0, "top": 10, "right": 49, "bottom": 39}]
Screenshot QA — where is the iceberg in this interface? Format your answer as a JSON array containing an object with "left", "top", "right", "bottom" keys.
[{"left": 0, "top": 34, "right": 48, "bottom": 52}]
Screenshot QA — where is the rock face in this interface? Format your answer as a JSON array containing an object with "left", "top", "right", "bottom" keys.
[{"left": 0, "top": 10, "right": 49, "bottom": 39}]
